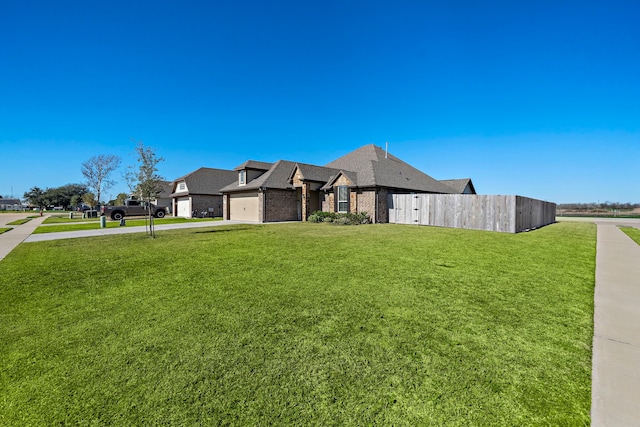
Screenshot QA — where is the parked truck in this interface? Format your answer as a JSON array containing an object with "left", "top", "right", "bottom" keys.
[{"left": 102, "top": 199, "right": 167, "bottom": 221}]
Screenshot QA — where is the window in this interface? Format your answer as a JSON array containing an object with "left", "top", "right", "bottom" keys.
[
  {"left": 239, "top": 170, "right": 246, "bottom": 185},
  {"left": 337, "top": 186, "right": 348, "bottom": 213},
  {"left": 178, "top": 182, "right": 186, "bottom": 191}
]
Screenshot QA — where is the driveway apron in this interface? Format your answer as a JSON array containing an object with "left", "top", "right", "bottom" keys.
[{"left": 0, "top": 214, "right": 49, "bottom": 261}]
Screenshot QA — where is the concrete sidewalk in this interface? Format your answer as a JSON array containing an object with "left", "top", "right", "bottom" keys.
[
  {"left": 0, "top": 214, "right": 50, "bottom": 261},
  {"left": 591, "top": 222, "right": 640, "bottom": 426}
]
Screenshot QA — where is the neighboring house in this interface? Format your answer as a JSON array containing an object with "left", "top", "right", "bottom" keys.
[
  {"left": 221, "top": 144, "right": 475, "bottom": 223},
  {"left": 171, "top": 167, "right": 237, "bottom": 218},
  {"left": 150, "top": 181, "right": 173, "bottom": 214},
  {"left": 0, "top": 198, "right": 23, "bottom": 211},
  {"left": 439, "top": 178, "right": 477, "bottom": 195}
]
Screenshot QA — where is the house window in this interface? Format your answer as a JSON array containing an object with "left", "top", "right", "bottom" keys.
[
  {"left": 239, "top": 170, "right": 246, "bottom": 185},
  {"left": 178, "top": 182, "right": 186, "bottom": 191},
  {"left": 337, "top": 186, "right": 348, "bottom": 213}
]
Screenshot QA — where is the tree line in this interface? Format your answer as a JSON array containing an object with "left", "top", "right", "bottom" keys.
[{"left": 558, "top": 202, "right": 640, "bottom": 211}]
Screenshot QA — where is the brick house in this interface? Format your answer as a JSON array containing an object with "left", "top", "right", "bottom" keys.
[
  {"left": 171, "top": 167, "right": 237, "bottom": 218},
  {"left": 221, "top": 144, "right": 475, "bottom": 223}
]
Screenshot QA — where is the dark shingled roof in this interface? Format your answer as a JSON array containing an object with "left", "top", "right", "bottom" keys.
[
  {"left": 325, "top": 144, "right": 455, "bottom": 193},
  {"left": 222, "top": 144, "right": 469, "bottom": 195},
  {"left": 439, "top": 178, "right": 476, "bottom": 194},
  {"left": 156, "top": 181, "right": 173, "bottom": 198},
  {"left": 220, "top": 160, "right": 298, "bottom": 192},
  {"left": 233, "top": 160, "right": 274, "bottom": 171},
  {"left": 289, "top": 162, "right": 341, "bottom": 183},
  {"left": 171, "top": 167, "right": 237, "bottom": 196}
]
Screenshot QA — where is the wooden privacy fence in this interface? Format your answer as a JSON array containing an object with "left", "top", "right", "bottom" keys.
[{"left": 388, "top": 194, "right": 556, "bottom": 233}]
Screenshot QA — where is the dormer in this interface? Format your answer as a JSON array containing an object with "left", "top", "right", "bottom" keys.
[
  {"left": 234, "top": 160, "right": 274, "bottom": 186},
  {"left": 174, "top": 180, "right": 188, "bottom": 194}
]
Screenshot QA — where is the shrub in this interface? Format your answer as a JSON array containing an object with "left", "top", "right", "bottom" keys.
[
  {"left": 308, "top": 211, "right": 371, "bottom": 225},
  {"left": 310, "top": 211, "right": 336, "bottom": 223},
  {"left": 308, "top": 213, "right": 322, "bottom": 223}
]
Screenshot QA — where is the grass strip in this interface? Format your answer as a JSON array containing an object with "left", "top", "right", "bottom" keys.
[
  {"left": 0, "top": 227, "right": 12, "bottom": 234},
  {"left": 6, "top": 219, "right": 31, "bottom": 226},
  {"left": 43, "top": 216, "right": 100, "bottom": 224},
  {"left": 0, "top": 222, "right": 595, "bottom": 425},
  {"left": 34, "top": 217, "right": 221, "bottom": 233},
  {"left": 620, "top": 227, "right": 640, "bottom": 245}
]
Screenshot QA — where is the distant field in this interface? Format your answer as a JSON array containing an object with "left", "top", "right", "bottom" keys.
[{"left": 1, "top": 222, "right": 595, "bottom": 425}]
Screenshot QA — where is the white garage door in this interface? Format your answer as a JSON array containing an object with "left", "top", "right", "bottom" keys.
[
  {"left": 176, "top": 197, "right": 191, "bottom": 218},
  {"left": 230, "top": 192, "right": 259, "bottom": 222}
]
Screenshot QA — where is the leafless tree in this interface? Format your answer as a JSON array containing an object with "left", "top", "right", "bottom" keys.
[
  {"left": 81, "top": 154, "right": 121, "bottom": 206},
  {"left": 129, "top": 141, "right": 164, "bottom": 237}
]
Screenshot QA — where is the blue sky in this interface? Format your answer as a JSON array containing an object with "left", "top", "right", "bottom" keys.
[{"left": 1, "top": 1, "right": 638, "bottom": 204}]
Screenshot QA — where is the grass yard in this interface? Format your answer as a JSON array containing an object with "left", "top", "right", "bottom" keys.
[
  {"left": 0, "top": 222, "right": 595, "bottom": 425},
  {"left": 620, "top": 226, "right": 640, "bottom": 245},
  {"left": 0, "top": 227, "right": 11, "bottom": 234},
  {"left": 34, "top": 217, "right": 221, "bottom": 233},
  {"left": 43, "top": 215, "right": 101, "bottom": 223},
  {"left": 6, "top": 219, "right": 31, "bottom": 226}
]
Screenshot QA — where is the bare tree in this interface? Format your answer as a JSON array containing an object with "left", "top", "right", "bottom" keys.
[
  {"left": 129, "top": 141, "right": 164, "bottom": 237},
  {"left": 81, "top": 154, "right": 121, "bottom": 206}
]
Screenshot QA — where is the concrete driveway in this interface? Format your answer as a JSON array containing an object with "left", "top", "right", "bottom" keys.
[{"left": 0, "top": 211, "right": 39, "bottom": 227}]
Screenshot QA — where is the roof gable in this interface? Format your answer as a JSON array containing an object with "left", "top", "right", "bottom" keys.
[
  {"left": 288, "top": 162, "right": 341, "bottom": 184},
  {"left": 321, "top": 170, "right": 358, "bottom": 190},
  {"left": 440, "top": 178, "right": 477, "bottom": 194},
  {"left": 171, "top": 167, "right": 237, "bottom": 196},
  {"left": 221, "top": 160, "right": 298, "bottom": 192}
]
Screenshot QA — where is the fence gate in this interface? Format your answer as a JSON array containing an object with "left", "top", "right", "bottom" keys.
[{"left": 411, "top": 194, "right": 421, "bottom": 224}]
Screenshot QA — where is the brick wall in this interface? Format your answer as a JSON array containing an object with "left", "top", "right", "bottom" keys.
[
  {"left": 377, "top": 188, "right": 389, "bottom": 223},
  {"left": 356, "top": 190, "right": 376, "bottom": 220},
  {"left": 322, "top": 192, "right": 334, "bottom": 212},
  {"left": 263, "top": 189, "right": 298, "bottom": 222},
  {"left": 222, "top": 194, "right": 229, "bottom": 220},
  {"left": 292, "top": 167, "right": 304, "bottom": 186},
  {"left": 192, "top": 195, "right": 223, "bottom": 217}
]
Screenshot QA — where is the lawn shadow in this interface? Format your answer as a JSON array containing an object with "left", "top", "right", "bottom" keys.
[{"left": 195, "top": 225, "right": 257, "bottom": 234}]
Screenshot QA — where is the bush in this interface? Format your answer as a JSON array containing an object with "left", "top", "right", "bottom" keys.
[
  {"left": 309, "top": 211, "right": 336, "bottom": 223},
  {"left": 309, "top": 211, "right": 371, "bottom": 225},
  {"left": 308, "top": 213, "right": 322, "bottom": 223}
]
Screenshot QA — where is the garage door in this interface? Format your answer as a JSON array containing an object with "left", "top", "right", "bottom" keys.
[
  {"left": 176, "top": 197, "right": 191, "bottom": 218},
  {"left": 230, "top": 192, "right": 259, "bottom": 222}
]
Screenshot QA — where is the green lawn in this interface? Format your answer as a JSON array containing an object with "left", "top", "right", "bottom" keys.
[
  {"left": 0, "top": 227, "right": 11, "bottom": 234},
  {"left": 34, "top": 217, "right": 221, "bottom": 233},
  {"left": 620, "top": 226, "right": 640, "bottom": 245},
  {"left": 6, "top": 219, "right": 31, "bottom": 226},
  {"left": 43, "top": 215, "right": 101, "bottom": 223},
  {"left": 0, "top": 222, "right": 595, "bottom": 425}
]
